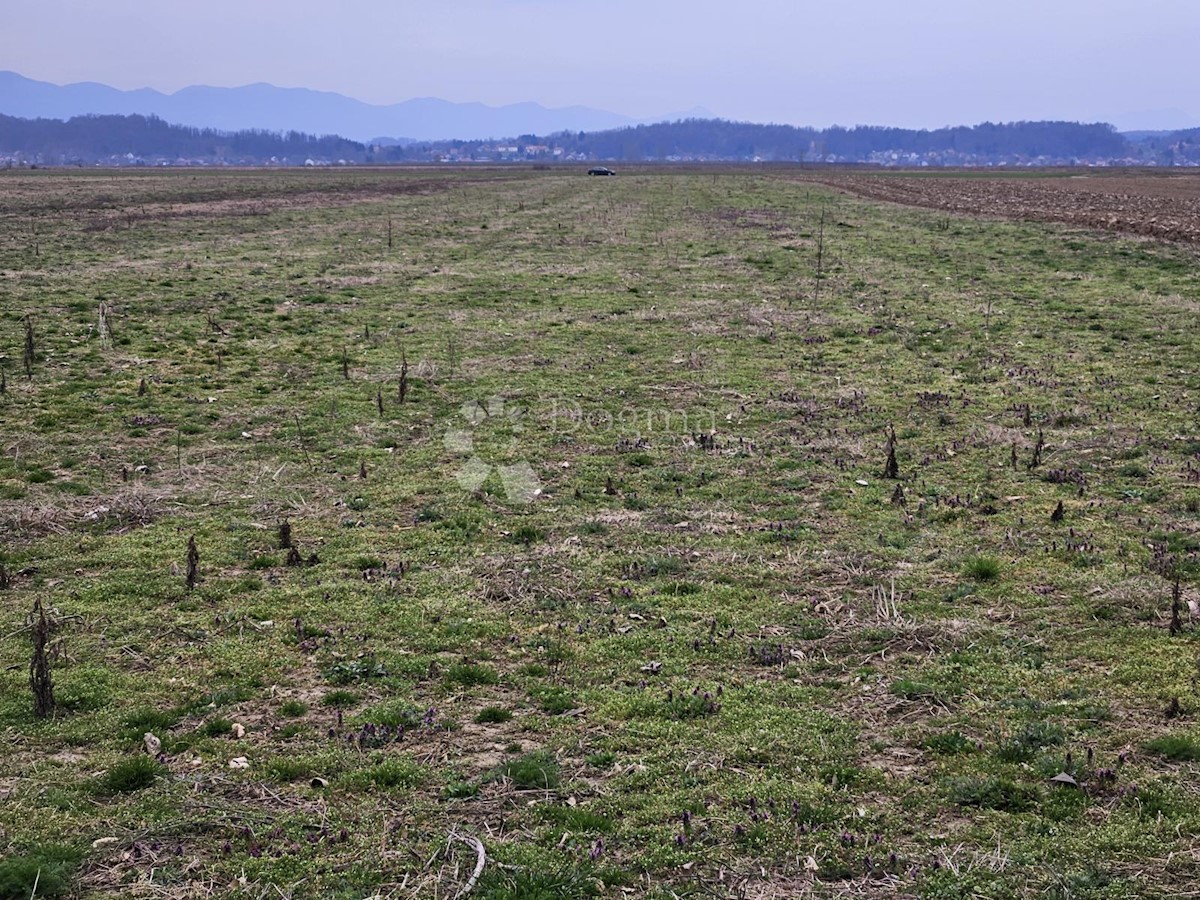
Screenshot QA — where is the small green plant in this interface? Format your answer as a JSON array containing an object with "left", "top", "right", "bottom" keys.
[
  {"left": 509, "top": 524, "right": 544, "bottom": 545},
  {"left": 922, "top": 731, "right": 976, "bottom": 756},
  {"left": 444, "top": 780, "right": 480, "bottom": 799},
  {"left": 200, "top": 716, "right": 234, "bottom": 737},
  {"left": 446, "top": 663, "right": 500, "bottom": 687},
  {"left": 994, "top": 721, "right": 1065, "bottom": 762},
  {"left": 122, "top": 707, "right": 181, "bottom": 737},
  {"left": 473, "top": 863, "right": 601, "bottom": 899},
  {"left": 356, "top": 700, "right": 424, "bottom": 728},
  {"left": 0, "top": 844, "right": 81, "bottom": 899},
  {"left": 266, "top": 757, "right": 316, "bottom": 783},
  {"left": 96, "top": 756, "right": 165, "bottom": 794},
  {"left": 322, "top": 689, "right": 360, "bottom": 707},
  {"left": 475, "top": 706, "right": 512, "bottom": 724},
  {"left": 890, "top": 679, "right": 941, "bottom": 702},
  {"left": 946, "top": 775, "right": 1038, "bottom": 811},
  {"left": 644, "top": 687, "right": 721, "bottom": 720},
  {"left": 1145, "top": 733, "right": 1200, "bottom": 761},
  {"left": 530, "top": 685, "right": 576, "bottom": 715},
  {"left": 279, "top": 699, "right": 309, "bottom": 717},
  {"left": 325, "top": 657, "right": 387, "bottom": 684},
  {"left": 585, "top": 750, "right": 616, "bottom": 769},
  {"left": 492, "top": 751, "right": 560, "bottom": 790},
  {"left": 962, "top": 555, "right": 1002, "bottom": 582},
  {"left": 345, "top": 756, "right": 424, "bottom": 789},
  {"left": 541, "top": 805, "right": 613, "bottom": 832}
]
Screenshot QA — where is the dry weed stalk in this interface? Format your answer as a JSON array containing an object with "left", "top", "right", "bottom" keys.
[
  {"left": 882, "top": 425, "right": 899, "bottom": 479},
  {"left": 23, "top": 314, "right": 36, "bottom": 379},
  {"left": 1027, "top": 429, "right": 1045, "bottom": 471},
  {"left": 1170, "top": 576, "right": 1183, "bottom": 636},
  {"left": 97, "top": 299, "right": 116, "bottom": 346},
  {"left": 30, "top": 598, "right": 55, "bottom": 718},
  {"left": 813, "top": 207, "right": 826, "bottom": 304},
  {"left": 873, "top": 579, "right": 903, "bottom": 623},
  {"left": 186, "top": 536, "right": 199, "bottom": 590}
]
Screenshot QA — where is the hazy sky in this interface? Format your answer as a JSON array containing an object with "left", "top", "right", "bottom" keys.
[{"left": 3, "top": 0, "right": 1197, "bottom": 129}]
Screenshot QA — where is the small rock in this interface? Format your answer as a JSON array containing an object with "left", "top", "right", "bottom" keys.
[
  {"left": 229, "top": 757, "right": 250, "bottom": 769},
  {"left": 92, "top": 837, "right": 119, "bottom": 849},
  {"left": 231, "top": 723, "right": 246, "bottom": 739},
  {"left": 143, "top": 733, "right": 161, "bottom": 756},
  {"left": 1049, "top": 772, "right": 1078, "bottom": 788}
]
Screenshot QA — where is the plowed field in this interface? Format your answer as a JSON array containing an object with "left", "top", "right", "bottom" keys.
[{"left": 805, "top": 170, "right": 1200, "bottom": 244}]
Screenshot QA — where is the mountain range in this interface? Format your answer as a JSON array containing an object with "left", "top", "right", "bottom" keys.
[{"left": 0, "top": 71, "right": 713, "bottom": 142}]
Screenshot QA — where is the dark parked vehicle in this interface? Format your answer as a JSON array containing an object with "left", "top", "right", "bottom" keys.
[{"left": 587, "top": 166, "right": 616, "bottom": 176}]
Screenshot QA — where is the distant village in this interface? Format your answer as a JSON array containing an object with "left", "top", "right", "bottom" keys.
[
  {"left": 2, "top": 118, "right": 1198, "bottom": 168},
  {"left": 3, "top": 144, "right": 1194, "bottom": 169},
  {"left": 399, "top": 142, "right": 1175, "bottom": 168}
]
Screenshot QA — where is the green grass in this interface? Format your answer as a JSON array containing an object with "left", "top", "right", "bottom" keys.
[
  {"left": 492, "top": 751, "right": 561, "bottom": 790},
  {"left": 279, "top": 699, "right": 309, "bottom": 717},
  {"left": 446, "top": 663, "right": 501, "bottom": 687},
  {"left": 962, "top": 554, "right": 1003, "bottom": 582},
  {"left": 2, "top": 167, "right": 1200, "bottom": 897},
  {"left": 474, "top": 706, "right": 513, "bottom": 724},
  {"left": 946, "top": 775, "right": 1040, "bottom": 812},
  {"left": 95, "top": 756, "right": 166, "bottom": 794},
  {"left": 1146, "top": 733, "right": 1200, "bottom": 761},
  {"left": 0, "top": 845, "right": 82, "bottom": 900}
]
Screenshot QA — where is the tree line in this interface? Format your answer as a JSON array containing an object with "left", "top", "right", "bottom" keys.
[
  {"left": 0, "top": 113, "right": 368, "bottom": 163},
  {"left": 388, "top": 119, "right": 1135, "bottom": 162},
  {"left": 2, "top": 113, "right": 1195, "bottom": 165}
]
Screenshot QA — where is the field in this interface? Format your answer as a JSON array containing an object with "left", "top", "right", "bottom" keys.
[
  {"left": 1, "top": 166, "right": 1199, "bottom": 899},
  {"left": 809, "top": 169, "right": 1200, "bottom": 245}
]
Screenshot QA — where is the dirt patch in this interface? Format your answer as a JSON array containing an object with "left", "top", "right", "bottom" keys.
[{"left": 800, "top": 170, "right": 1200, "bottom": 245}]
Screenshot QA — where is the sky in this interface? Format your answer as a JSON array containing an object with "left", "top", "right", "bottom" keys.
[{"left": 2, "top": 0, "right": 1197, "bottom": 130}]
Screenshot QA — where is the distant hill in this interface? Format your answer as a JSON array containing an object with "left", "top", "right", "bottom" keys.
[
  {"left": 389, "top": 119, "right": 1142, "bottom": 165},
  {"left": 4, "top": 112, "right": 1198, "bottom": 168},
  {"left": 0, "top": 113, "right": 367, "bottom": 164},
  {"left": 0, "top": 71, "right": 640, "bottom": 141}
]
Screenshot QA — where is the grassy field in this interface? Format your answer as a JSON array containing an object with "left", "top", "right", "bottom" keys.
[{"left": 1, "top": 166, "right": 1199, "bottom": 899}]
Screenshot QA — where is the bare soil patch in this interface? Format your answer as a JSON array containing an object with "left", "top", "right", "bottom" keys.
[{"left": 802, "top": 170, "right": 1200, "bottom": 244}]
